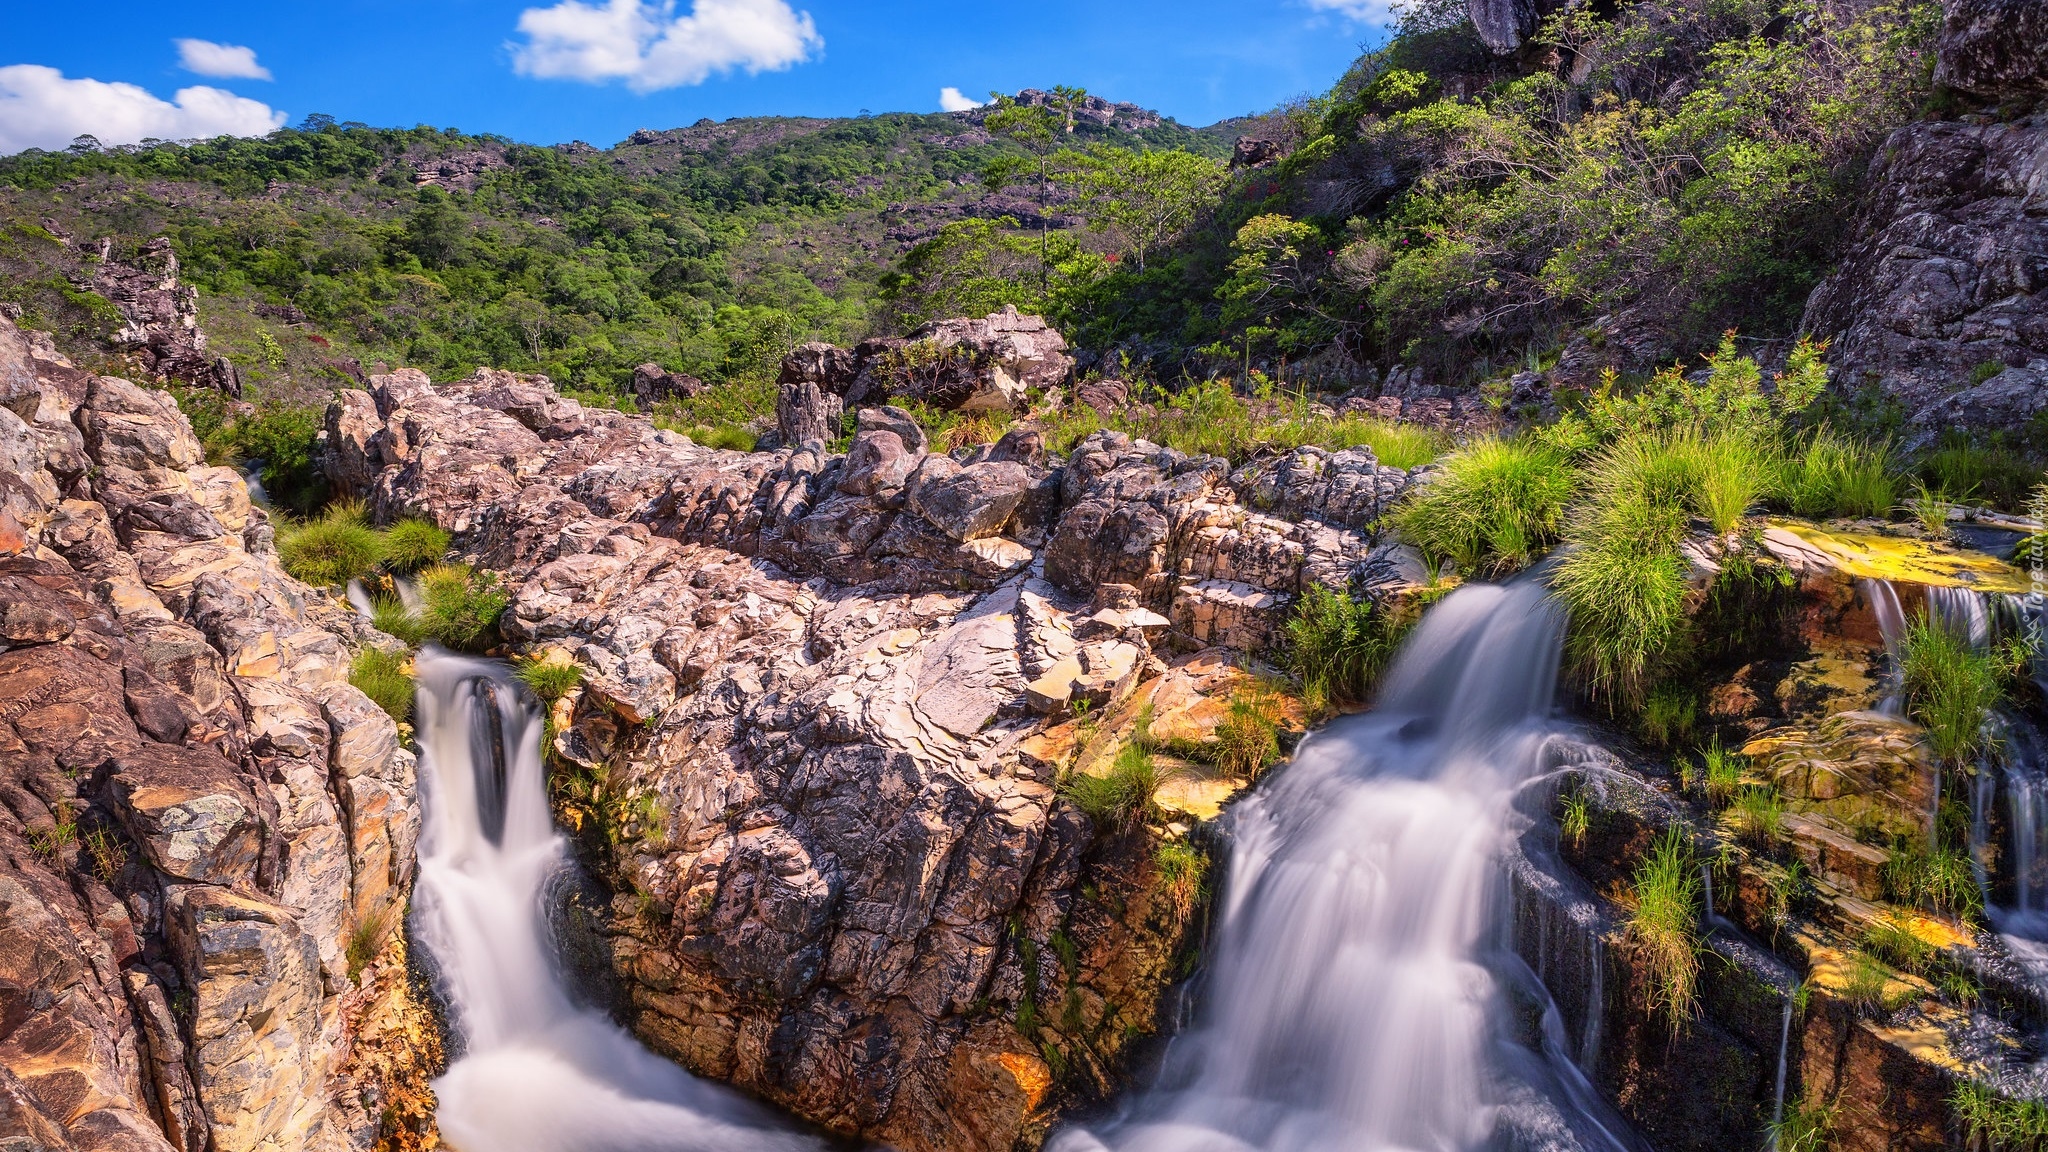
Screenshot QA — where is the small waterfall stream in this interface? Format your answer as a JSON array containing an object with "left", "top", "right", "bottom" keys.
[
  {"left": 410, "top": 650, "right": 819, "bottom": 1152},
  {"left": 1052, "top": 581, "right": 1639, "bottom": 1152}
]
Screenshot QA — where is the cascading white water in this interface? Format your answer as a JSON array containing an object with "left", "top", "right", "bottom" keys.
[
  {"left": 1051, "top": 581, "right": 1636, "bottom": 1152},
  {"left": 410, "top": 650, "right": 820, "bottom": 1152}
]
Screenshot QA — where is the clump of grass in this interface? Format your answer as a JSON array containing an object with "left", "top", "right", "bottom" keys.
[
  {"left": 382, "top": 519, "right": 451, "bottom": 574},
  {"left": 416, "top": 565, "right": 509, "bottom": 652},
  {"left": 1313, "top": 415, "right": 1444, "bottom": 470},
  {"left": 81, "top": 824, "right": 127, "bottom": 884},
  {"left": 1153, "top": 840, "right": 1207, "bottom": 907},
  {"left": 516, "top": 656, "right": 584, "bottom": 704},
  {"left": 1559, "top": 788, "right": 1591, "bottom": 851},
  {"left": 25, "top": 800, "right": 79, "bottom": 865},
  {"left": 370, "top": 596, "right": 425, "bottom": 646},
  {"left": 1861, "top": 909, "right": 1935, "bottom": 974},
  {"left": 1779, "top": 429, "right": 1897, "bottom": 519},
  {"left": 1552, "top": 432, "right": 1697, "bottom": 704},
  {"left": 344, "top": 905, "right": 397, "bottom": 985},
  {"left": 1639, "top": 683, "right": 1697, "bottom": 749},
  {"left": 1770, "top": 1092, "right": 1838, "bottom": 1152},
  {"left": 1626, "top": 826, "right": 1703, "bottom": 1028},
  {"left": 1840, "top": 947, "right": 1912, "bottom": 1015},
  {"left": 1954, "top": 1080, "right": 2048, "bottom": 1152},
  {"left": 1882, "top": 839, "right": 1983, "bottom": 920},
  {"left": 1898, "top": 613, "right": 2003, "bottom": 766},
  {"left": 278, "top": 500, "right": 385, "bottom": 587},
  {"left": 1061, "top": 742, "right": 1169, "bottom": 832},
  {"left": 1687, "top": 427, "right": 1771, "bottom": 533},
  {"left": 1285, "top": 584, "right": 1407, "bottom": 712},
  {"left": 1700, "top": 740, "right": 1744, "bottom": 806},
  {"left": 1213, "top": 687, "right": 1282, "bottom": 779},
  {"left": 1728, "top": 785, "right": 1786, "bottom": 850},
  {"left": 1921, "top": 437, "right": 2039, "bottom": 513},
  {"left": 1392, "top": 436, "right": 1574, "bottom": 573},
  {"left": 1907, "top": 482, "right": 1954, "bottom": 537},
  {"left": 350, "top": 647, "right": 415, "bottom": 725}
]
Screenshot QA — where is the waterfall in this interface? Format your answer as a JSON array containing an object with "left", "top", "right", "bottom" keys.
[
  {"left": 1768, "top": 994, "right": 1793, "bottom": 1151},
  {"left": 1050, "top": 581, "right": 1638, "bottom": 1152},
  {"left": 409, "top": 650, "right": 818, "bottom": 1152},
  {"left": 244, "top": 459, "right": 270, "bottom": 506}
]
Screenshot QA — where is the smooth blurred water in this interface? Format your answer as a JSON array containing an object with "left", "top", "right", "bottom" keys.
[
  {"left": 1051, "top": 581, "right": 1638, "bottom": 1152},
  {"left": 410, "top": 649, "right": 820, "bottom": 1152}
]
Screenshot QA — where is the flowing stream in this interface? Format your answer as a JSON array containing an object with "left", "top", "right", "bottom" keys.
[
  {"left": 409, "top": 650, "right": 820, "bottom": 1152},
  {"left": 1053, "top": 580, "right": 1637, "bottom": 1152}
]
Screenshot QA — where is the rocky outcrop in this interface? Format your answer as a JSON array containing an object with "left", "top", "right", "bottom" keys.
[
  {"left": 325, "top": 364, "right": 1416, "bottom": 1150},
  {"left": 1933, "top": 0, "right": 2048, "bottom": 98},
  {"left": 630, "top": 363, "right": 703, "bottom": 411},
  {"left": 87, "top": 239, "right": 240, "bottom": 396},
  {"left": 0, "top": 314, "right": 429, "bottom": 1152},
  {"left": 775, "top": 308, "right": 1075, "bottom": 423},
  {"left": 1801, "top": 0, "right": 2048, "bottom": 443}
]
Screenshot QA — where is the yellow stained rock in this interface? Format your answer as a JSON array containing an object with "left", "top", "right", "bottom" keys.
[{"left": 1762, "top": 519, "right": 2031, "bottom": 594}]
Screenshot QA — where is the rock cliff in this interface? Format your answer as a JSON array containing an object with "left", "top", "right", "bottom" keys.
[
  {"left": 322, "top": 361, "right": 1417, "bottom": 1149},
  {"left": 0, "top": 314, "right": 432, "bottom": 1152}
]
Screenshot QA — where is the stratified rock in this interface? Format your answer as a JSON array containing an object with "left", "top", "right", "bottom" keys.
[
  {"left": 777, "top": 342, "right": 856, "bottom": 393},
  {"left": 89, "top": 238, "right": 239, "bottom": 395},
  {"left": 1933, "top": 0, "right": 2048, "bottom": 97},
  {"left": 838, "top": 430, "right": 916, "bottom": 496}
]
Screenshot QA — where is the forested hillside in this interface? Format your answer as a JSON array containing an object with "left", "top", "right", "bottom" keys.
[{"left": 0, "top": 99, "right": 1233, "bottom": 402}]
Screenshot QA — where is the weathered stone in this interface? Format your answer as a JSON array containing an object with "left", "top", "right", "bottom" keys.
[
  {"left": 908, "top": 461, "right": 1032, "bottom": 542},
  {"left": 1933, "top": 0, "right": 2048, "bottom": 97},
  {"left": 837, "top": 430, "right": 916, "bottom": 496},
  {"left": 776, "top": 378, "right": 843, "bottom": 448},
  {"left": 105, "top": 744, "right": 265, "bottom": 886},
  {"left": 631, "top": 363, "right": 705, "bottom": 410}
]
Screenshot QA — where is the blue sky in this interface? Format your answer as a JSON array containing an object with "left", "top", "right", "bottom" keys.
[{"left": 0, "top": 0, "right": 1395, "bottom": 155}]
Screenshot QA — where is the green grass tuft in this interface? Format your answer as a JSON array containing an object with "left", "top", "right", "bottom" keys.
[
  {"left": 1285, "top": 584, "right": 1410, "bottom": 712},
  {"left": 1899, "top": 613, "right": 2002, "bottom": 766},
  {"left": 1392, "top": 435, "right": 1574, "bottom": 573},
  {"left": 1728, "top": 785, "right": 1786, "bottom": 850},
  {"left": 1700, "top": 740, "right": 1744, "bottom": 806},
  {"left": 1639, "top": 683, "right": 1697, "bottom": 749},
  {"left": 1779, "top": 429, "right": 1897, "bottom": 520},
  {"left": 349, "top": 647, "right": 415, "bottom": 725},
  {"left": 1953, "top": 1080, "right": 2048, "bottom": 1151},
  {"left": 516, "top": 657, "right": 584, "bottom": 704},
  {"left": 1061, "top": 742, "right": 1169, "bottom": 832},
  {"left": 1626, "top": 826, "right": 1702, "bottom": 1029},
  {"left": 382, "top": 519, "right": 451, "bottom": 574},
  {"left": 278, "top": 501, "right": 385, "bottom": 587}
]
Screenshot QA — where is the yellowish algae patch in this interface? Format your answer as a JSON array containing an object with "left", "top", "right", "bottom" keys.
[{"left": 1762, "top": 519, "right": 2031, "bottom": 594}]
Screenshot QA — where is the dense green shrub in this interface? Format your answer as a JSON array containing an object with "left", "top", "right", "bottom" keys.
[
  {"left": 382, "top": 519, "right": 450, "bottom": 574},
  {"left": 1285, "top": 584, "right": 1411, "bottom": 710},
  {"left": 416, "top": 565, "right": 509, "bottom": 652},
  {"left": 278, "top": 501, "right": 385, "bottom": 587},
  {"left": 349, "top": 647, "right": 414, "bottom": 725},
  {"left": 1392, "top": 436, "right": 1574, "bottom": 572},
  {"left": 1918, "top": 438, "right": 2041, "bottom": 513},
  {"left": 1639, "top": 683, "right": 1697, "bottom": 749}
]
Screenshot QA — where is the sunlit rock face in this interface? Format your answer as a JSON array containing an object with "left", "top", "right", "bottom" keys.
[
  {"left": 0, "top": 312, "right": 428, "bottom": 1152},
  {"left": 332, "top": 355, "right": 1415, "bottom": 1149}
]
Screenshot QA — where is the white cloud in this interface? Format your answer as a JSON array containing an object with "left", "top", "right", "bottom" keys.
[
  {"left": 175, "top": 39, "right": 273, "bottom": 80},
  {"left": 938, "top": 86, "right": 984, "bottom": 113},
  {"left": 511, "top": 0, "right": 822, "bottom": 93},
  {"left": 0, "top": 65, "right": 286, "bottom": 155},
  {"left": 1305, "top": 0, "right": 1403, "bottom": 23}
]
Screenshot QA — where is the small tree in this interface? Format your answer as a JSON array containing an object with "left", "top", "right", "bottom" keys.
[
  {"left": 1055, "top": 145, "right": 1227, "bottom": 271},
  {"left": 983, "top": 92, "right": 1070, "bottom": 296}
]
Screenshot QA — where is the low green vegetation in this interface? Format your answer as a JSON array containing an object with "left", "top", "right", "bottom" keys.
[
  {"left": 1626, "top": 826, "right": 1702, "bottom": 1028},
  {"left": 1700, "top": 741, "right": 1744, "bottom": 807},
  {"left": 382, "top": 519, "right": 452, "bottom": 574},
  {"left": 1770, "top": 1092, "right": 1838, "bottom": 1152},
  {"left": 1392, "top": 436, "right": 1572, "bottom": 573},
  {"left": 1153, "top": 840, "right": 1208, "bottom": 907},
  {"left": 1898, "top": 614, "right": 2003, "bottom": 766},
  {"left": 1882, "top": 839, "right": 1982, "bottom": 920},
  {"left": 1840, "top": 947, "right": 1914, "bottom": 1015},
  {"left": 1920, "top": 437, "right": 2041, "bottom": 513},
  {"left": 1212, "top": 686, "right": 1283, "bottom": 780},
  {"left": 1284, "top": 583, "right": 1412, "bottom": 714},
  {"left": 1036, "top": 378, "right": 1446, "bottom": 468},
  {"left": 174, "top": 389, "right": 333, "bottom": 515},
  {"left": 1954, "top": 1080, "right": 2048, "bottom": 1151},
  {"left": 371, "top": 564, "right": 508, "bottom": 652},
  {"left": 1778, "top": 430, "right": 1897, "bottom": 520},
  {"left": 515, "top": 657, "right": 585, "bottom": 704},
  {"left": 1728, "top": 785, "right": 1786, "bottom": 851},
  {"left": 1638, "top": 684, "right": 1696, "bottom": 749},
  {"left": 278, "top": 500, "right": 385, "bottom": 587},
  {"left": 1558, "top": 788, "right": 1590, "bottom": 851},
  {"left": 1061, "top": 741, "right": 1168, "bottom": 832},
  {"left": 349, "top": 647, "right": 415, "bottom": 725}
]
